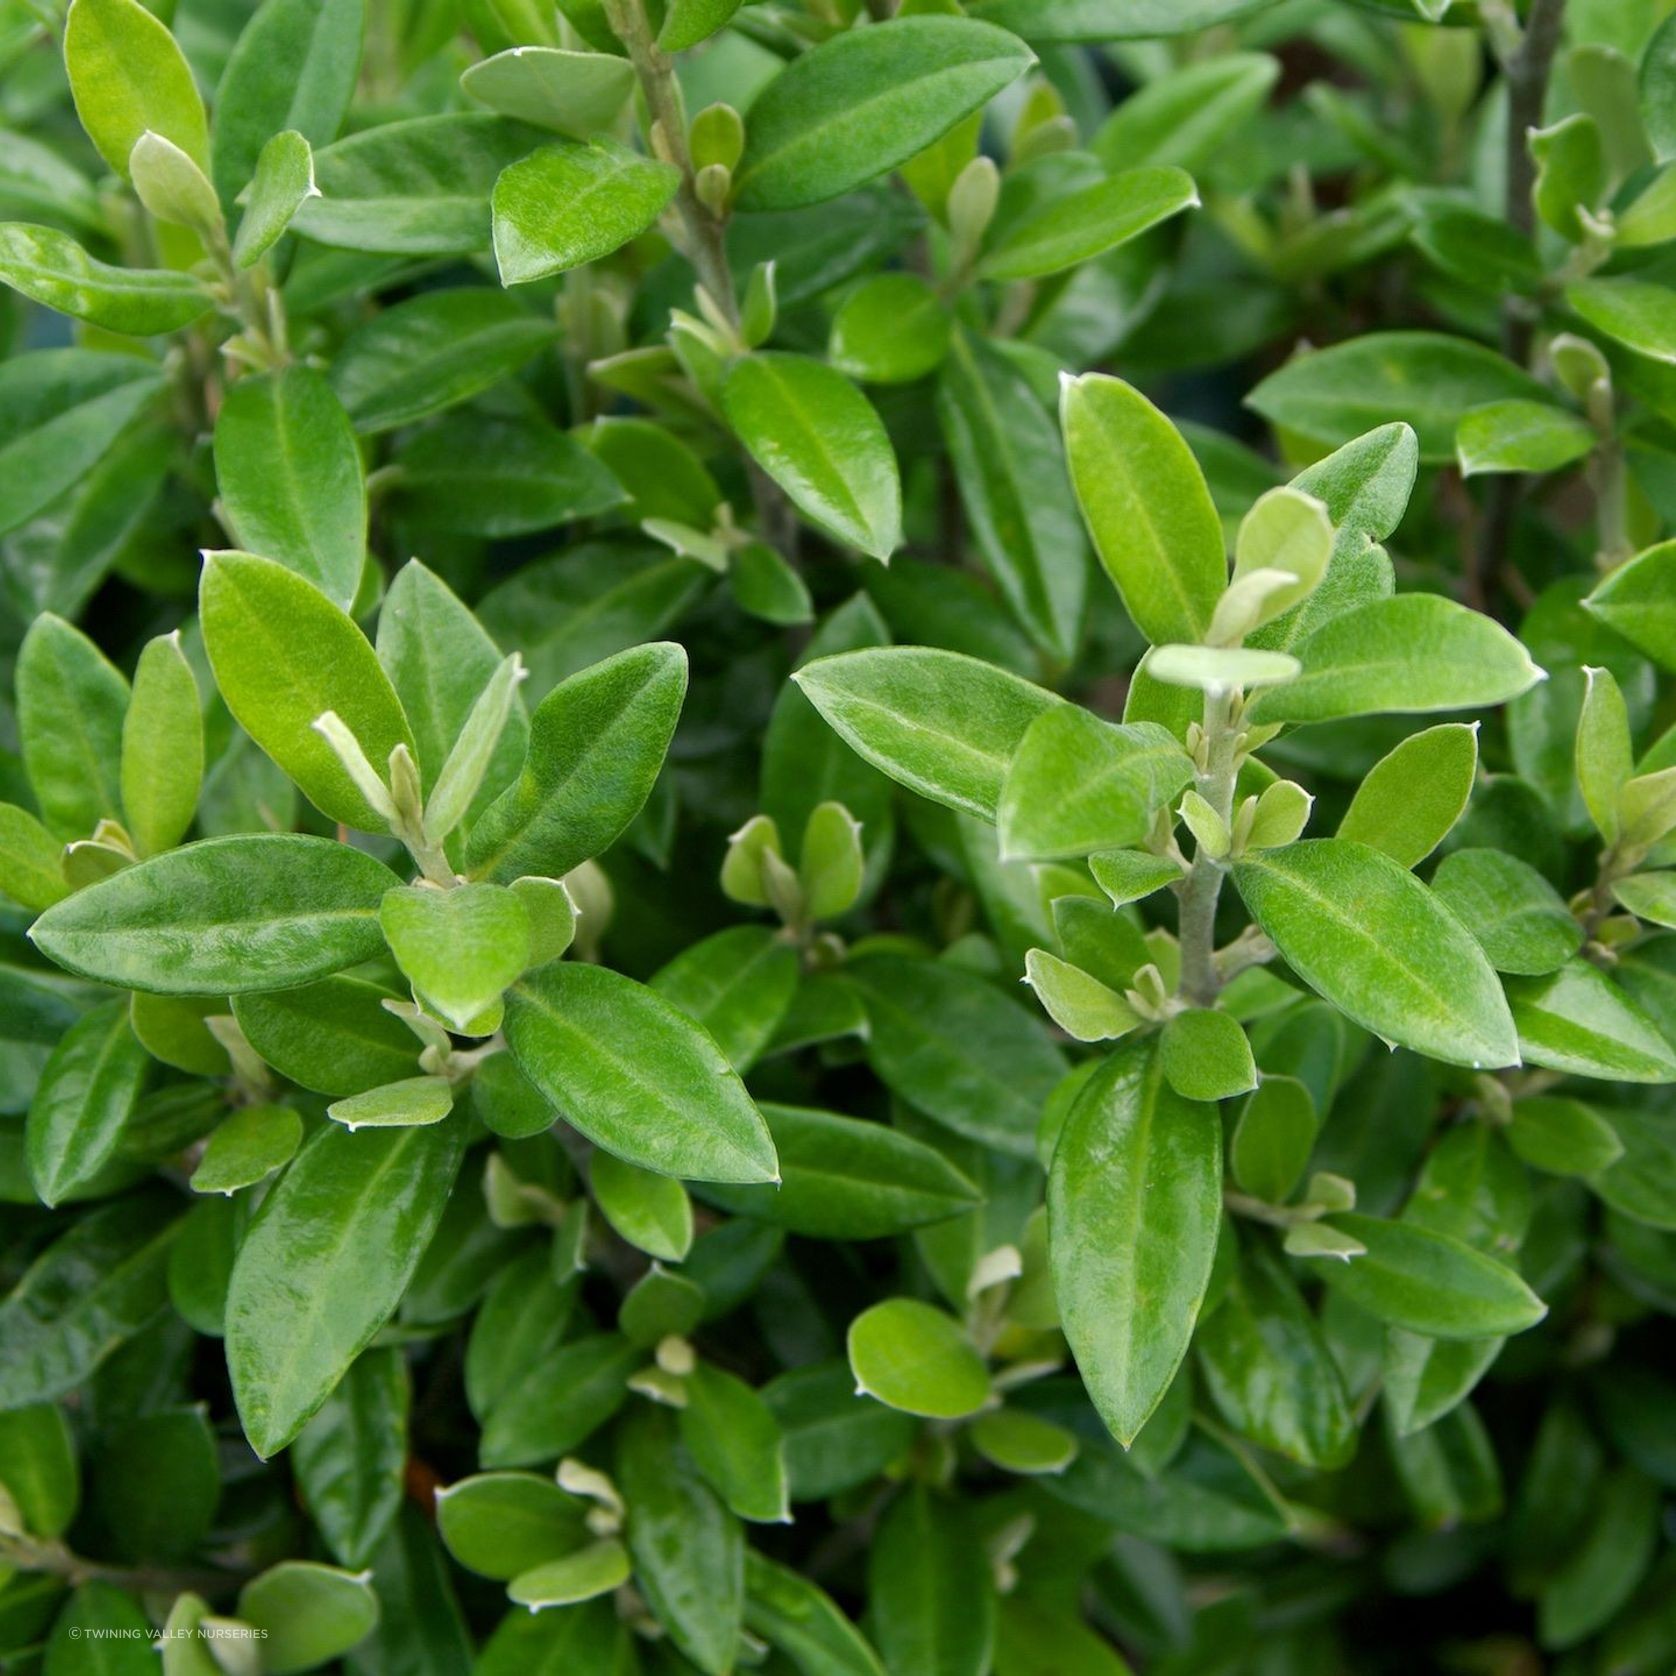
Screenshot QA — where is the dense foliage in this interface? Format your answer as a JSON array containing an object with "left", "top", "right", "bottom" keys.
[{"left": 6, "top": 0, "right": 1676, "bottom": 1669}]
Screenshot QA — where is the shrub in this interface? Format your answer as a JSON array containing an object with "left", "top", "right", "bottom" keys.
[{"left": 2, "top": 0, "right": 1676, "bottom": 1669}]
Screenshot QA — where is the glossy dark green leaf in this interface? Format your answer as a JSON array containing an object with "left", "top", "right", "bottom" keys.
[
  {"left": 232, "top": 977, "right": 417, "bottom": 1097},
  {"left": 225, "top": 1119, "right": 463, "bottom": 1456},
  {"left": 650, "top": 925, "right": 799, "bottom": 1074},
  {"left": 26, "top": 1000, "right": 150, "bottom": 1207},
  {"left": 1050, "top": 1042, "right": 1222, "bottom": 1446},
  {"left": 866, "top": 1485, "right": 995, "bottom": 1676},
  {"left": 479, "top": 1334, "right": 639, "bottom": 1467}
]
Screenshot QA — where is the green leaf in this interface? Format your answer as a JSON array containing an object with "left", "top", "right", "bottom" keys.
[
  {"left": 504, "top": 961, "right": 778, "bottom": 1184},
  {"left": 1584, "top": 540, "right": 1676, "bottom": 671},
  {"left": 1336, "top": 722, "right": 1477, "bottom": 867},
  {"left": 1233, "top": 839, "right": 1519, "bottom": 1069},
  {"left": 211, "top": 0, "right": 362, "bottom": 204},
  {"left": 237, "top": 1562, "right": 379, "bottom": 1674},
  {"left": 491, "top": 139, "right": 679, "bottom": 284},
  {"left": 120, "top": 631, "right": 201, "bottom": 858},
  {"left": 1306, "top": 1213, "right": 1546, "bottom": 1338},
  {"left": 616, "top": 1406, "right": 744, "bottom": 1676},
  {"left": 291, "top": 1345, "right": 408, "bottom": 1569},
  {"left": 680, "top": 1362, "right": 789, "bottom": 1522},
  {"left": 473, "top": 1599, "right": 633, "bottom": 1673},
  {"left": 0, "top": 1189, "right": 179, "bottom": 1408},
  {"left": 466, "top": 641, "right": 685, "bottom": 883},
  {"left": 30, "top": 834, "right": 396, "bottom": 994},
  {"left": 1049, "top": 1042, "right": 1223, "bottom": 1445},
  {"left": 1023, "top": 948, "right": 1142, "bottom": 1042},
  {"left": 189, "top": 1104, "right": 304, "bottom": 1194},
  {"left": 847, "top": 956, "right": 1066, "bottom": 1155},
  {"left": 590, "top": 1149, "right": 693, "bottom": 1261},
  {"left": 508, "top": 1538, "right": 631, "bottom": 1609},
  {"left": 1538, "top": 1468, "right": 1660, "bottom": 1651},
  {"left": 0, "top": 1404, "right": 79, "bottom": 1537},
  {"left": 328, "top": 1075, "right": 455, "bottom": 1130},
  {"left": 722, "top": 354, "right": 902, "bottom": 560},
  {"left": 1160, "top": 1009, "right": 1257, "bottom": 1101},
  {"left": 793, "top": 646, "right": 1061, "bottom": 820},
  {"left": 0, "top": 350, "right": 164, "bottom": 538},
  {"left": 329, "top": 287, "right": 556, "bottom": 433},
  {"left": 0, "top": 223, "right": 213, "bottom": 334},
  {"left": 1229, "top": 1075, "right": 1317, "bottom": 1204},
  {"left": 699, "top": 1102, "right": 980, "bottom": 1238},
  {"left": 1508, "top": 960, "right": 1676, "bottom": 1083},
  {"left": 1506, "top": 1095, "right": 1624, "bottom": 1177},
  {"left": 232, "top": 976, "right": 418, "bottom": 1096},
  {"left": 200, "top": 550, "right": 415, "bottom": 830},
  {"left": 1456, "top": 399, "right": 1597, "bottom": 477},
  {"left": 25, "top": 1000, "right": 149, "bottom": 1208},
  {"left": 1592, "top": 1104, "right": 1676, "bottom": 1228},
  {"left": 1532, "top": 114, "right": 1607, "bottom": 241},
  {"left": 978, "top": 164, "right": 1197, "bottom": 281},
  {"left": 969, "top": 1407, "right": 1079, "bottom": 1475},
  {"left": 0, "top": 803, "right": 68, "bottom": 911},
  {"left": 479, "top": 1334, "right": 640, "bottom": 1467},
  {"left": 734, "top": 17, "right": 1034, "bottom": 211},
  {"left": 1429, "top": 848, "right": 1581, "bottom": 976},
  {"left": 213, "top": 367, "right": 366, "bottom": 611},
  {"left": 295, "top": 113, "right": 535, "bottom": 255},
  {"left": 1614, "top": 871, "right": 1676, "bottom": 927},
  {"left": 1568, "top": 277, "right": 1676, "bottom": 365},
  {"left": 1062, "top": 371, "right": 1226, "bottom": 646},
  {"left": 832, "top": 272, "right": 952, "bottom": 385},
  {"left": 64, "top": 0, "right": 208, "bottom": 176},
  {"left": 745, "top": 1549, "right": 887, "bottom": 1676},
  {"left": 380, "top": 884, "right": 530, "bottom": 1033},
  {"left": 226, "top": 1119, "right": 463, "bottom": 1457},
  {"left": 649, "top": 925, "right": 799, "bottom": 1073},
  {"left": 1089, "top": 848, "right": 1183, "bottom": 907},
  {"left": 461, "top": 46, "right": 634, "bottom": 136},
  {"left": 1197, "top": 1239, "right": 1354, "bottom": 1469},
  {"left": 436, "top": 1472, "right": 585, "bottom": 1579},
  {"left": 848, "top": 1297, "right": 989, "bottom": 1419},
  {"left": 1094, "top": 51, "right": 1279, "bottom": 171},
  {"left": 1247, "top": 332, "right": 1551, "bottom": 462},
  {"left": 935, "top": 328, "right": 1086, "bottom": 662},
  {"left": 867, "top": 1486, "right": 995, "bottom": 1676},
  {"left": 233, "top": 130, "right": 317, "bottom": 267},
  {"left": 998, "top": 708, "right": 1193, "bottom": 862},
  {"left": 1249, "top": 596, "right": 1544, "bottom": 724},
  {"left": 16, "top": 611, "right": 128, "bottom": 839}
]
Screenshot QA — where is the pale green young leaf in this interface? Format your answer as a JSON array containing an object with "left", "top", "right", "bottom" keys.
[
  {"left": 1567, "top": 277, "right": 1676, "bottom": 365},
  {"left": 1245, "top": 779, "right": 1313, "bottom": 850},
  {"left": 1613, "top": 871, "right": 1676, "bottom": 927},
  {"left": 379, "top": 885, "right": 531, "bottom": 1033},
  {"left": 200, "top": 551, "right": 414, "bottom": 830},
  {"left": 1336, "top": 722, "right": 1477, "bottom": 868},
  {"left": 1023, "top": 947, "right": 1142, "bottom": 1041},
  {"left": 120, "top": 632, "right": 202, "bottom": 858},
  {"left": 29, "top": 834, "right": 397, "bottom": 994},
  {"left": 847, "top": 1298, "right": 989, "bottom": 1419},
  {"left": 328, "top": 1075, "right": 455, "bottom": 1129},
  {"left": 508, "top": 1539, "right": 630, "bottom": 1609},
  {"left": 233, "top": 130, "right": 317, "bottom": 268},
  {"left": 1049, "top": 1041, "right": 1222, "bottom": 1445},
  {"left": 793, "top": 646, "right": 1061, "bottom": 820},
  {"left": 800, "top": 801, "right": 865, "bottom": 921},
  {"left": 1145, "top": 644, "right": 1301, "bottom": 691},
  {"left": 997, "top": 708, "right": 1193, "bottom": 861},
  {"left": 1233, "top": 839, "right": 1519, "bottom": 1069},
  {"left": 460, "top": 46, "right": 635, "bottom": 136},
  {"left": 1577, "top": 665, "right": 1634, "bottom": 844},
  {"left": 722, "top": 354, "right": 902, "bottom": 561},
  {"left": 64, "top": 0, "right": 209, "bottom": 176},
  {"left": 504, "top": 961, "right": 778, "bottom": 1184},
  {"left": 0, "top": 223, "right": 213, "bottom": 335},
  {"left": 466, "top": 641, "right": 686, "bottom": 884},
  {"left": 1089, "top": 848, "right": 1183, "bottom": 907},
  {"left": 1584, "top": 540, "right": 1676, "bottom": 671},
  {"left": 492, "top": 140, "right": 679, "bottom": 285},
  {"left": 423, "top": 654, "right": 526, "bottom": 843},
  {"left": 237, "top": 1562, "right": 379, "bottom": 1672},
  {"left": 733, "top": 17, "right": 1034, "bottom": 211},
  {"left": 1531, "top": 113, "right": 1606, "bottom": 241},
  {"left": 226, "top": 1120, "right": 463, "bottom": 1457},
  {"left": 1061, "top": 372, "right": 1227, "bottom": 646},
  {"left": 0, "top": 804, "right": 68, "bottom": 911},
  {"left": 129, "top": 131, "right": 223, "bottom": 238},
  {"left": 1249, "top": 596, "right": 1544, "bottom": 724},
  {"left": 832, "top": 272, "right": 952, "bottom": 385}
]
